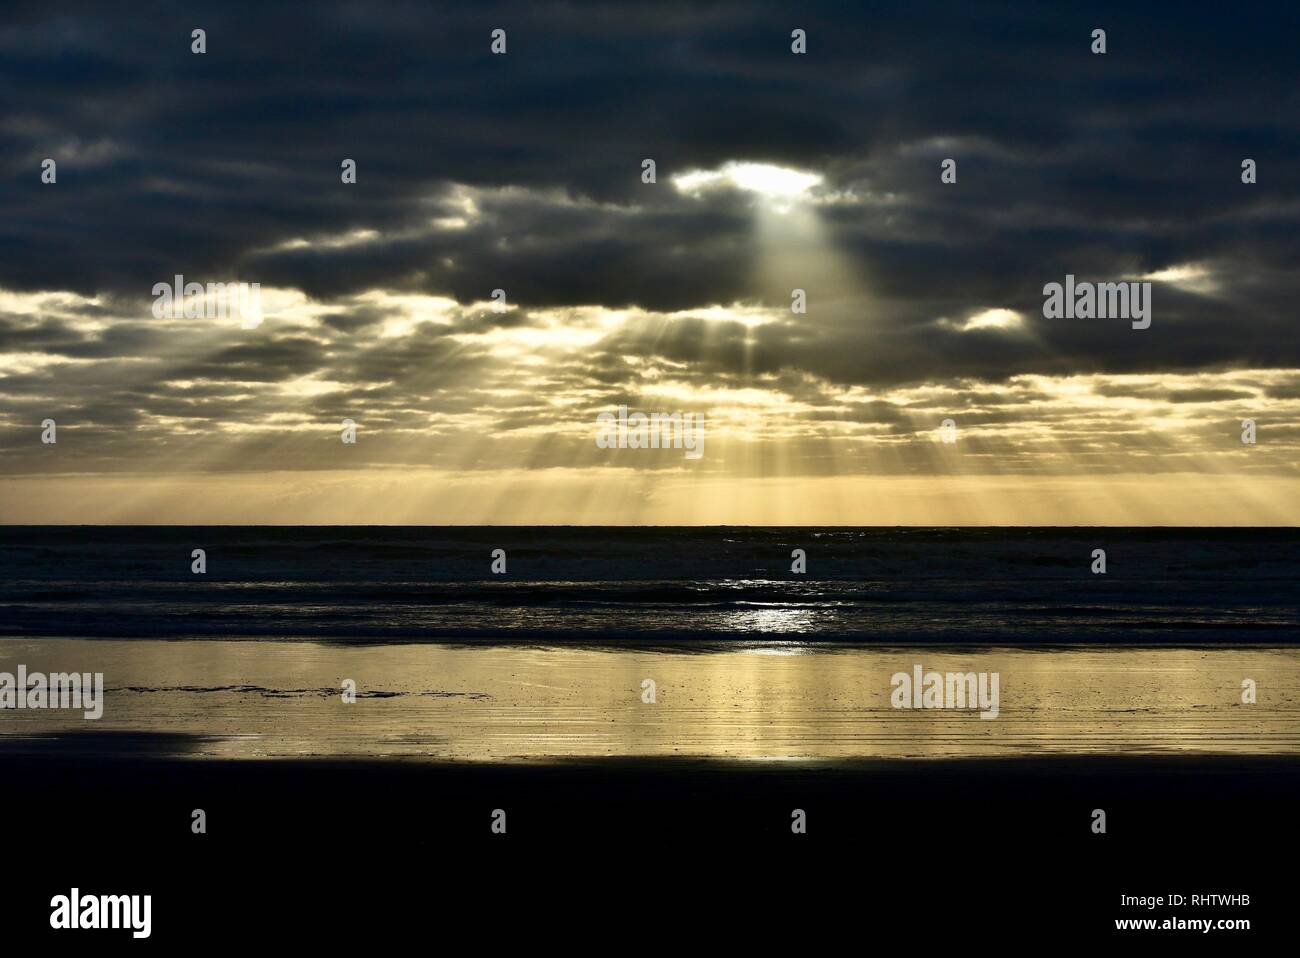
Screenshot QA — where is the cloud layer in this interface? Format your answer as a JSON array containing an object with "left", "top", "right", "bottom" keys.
[{"left": 1, "top": 1, "right": 1297, "bottom": 520}]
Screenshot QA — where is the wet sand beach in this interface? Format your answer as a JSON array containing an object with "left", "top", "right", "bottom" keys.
[{"left": 3, "top": 639, "right": 1298, "bottom": 761}]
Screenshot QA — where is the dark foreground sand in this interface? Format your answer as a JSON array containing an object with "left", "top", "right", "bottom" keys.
[{"left": 3, "top": 747, "right": 1293, "bottom": 943}]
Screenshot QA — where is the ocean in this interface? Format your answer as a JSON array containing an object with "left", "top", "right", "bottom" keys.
[{"left": 1, "top": 526, "right": 1296, "bottom": 643}]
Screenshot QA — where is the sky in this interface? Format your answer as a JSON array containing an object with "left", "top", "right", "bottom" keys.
[{"left": 1, "top": 0, "right": 1298, "bottom": 524}]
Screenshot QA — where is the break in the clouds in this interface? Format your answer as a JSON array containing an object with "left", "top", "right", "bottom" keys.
[{"left": 0, "top": 1, "right": 1298, "bottom": 522}]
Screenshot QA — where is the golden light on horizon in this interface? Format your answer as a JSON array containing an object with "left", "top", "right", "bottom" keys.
[{"left": 0, "top": 266, "right": 1297, "bottom": 526}]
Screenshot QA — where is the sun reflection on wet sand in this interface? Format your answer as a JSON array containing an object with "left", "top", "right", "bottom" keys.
[{"left": 2, "top": 639, "right": 1297, "bottom": 762}]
